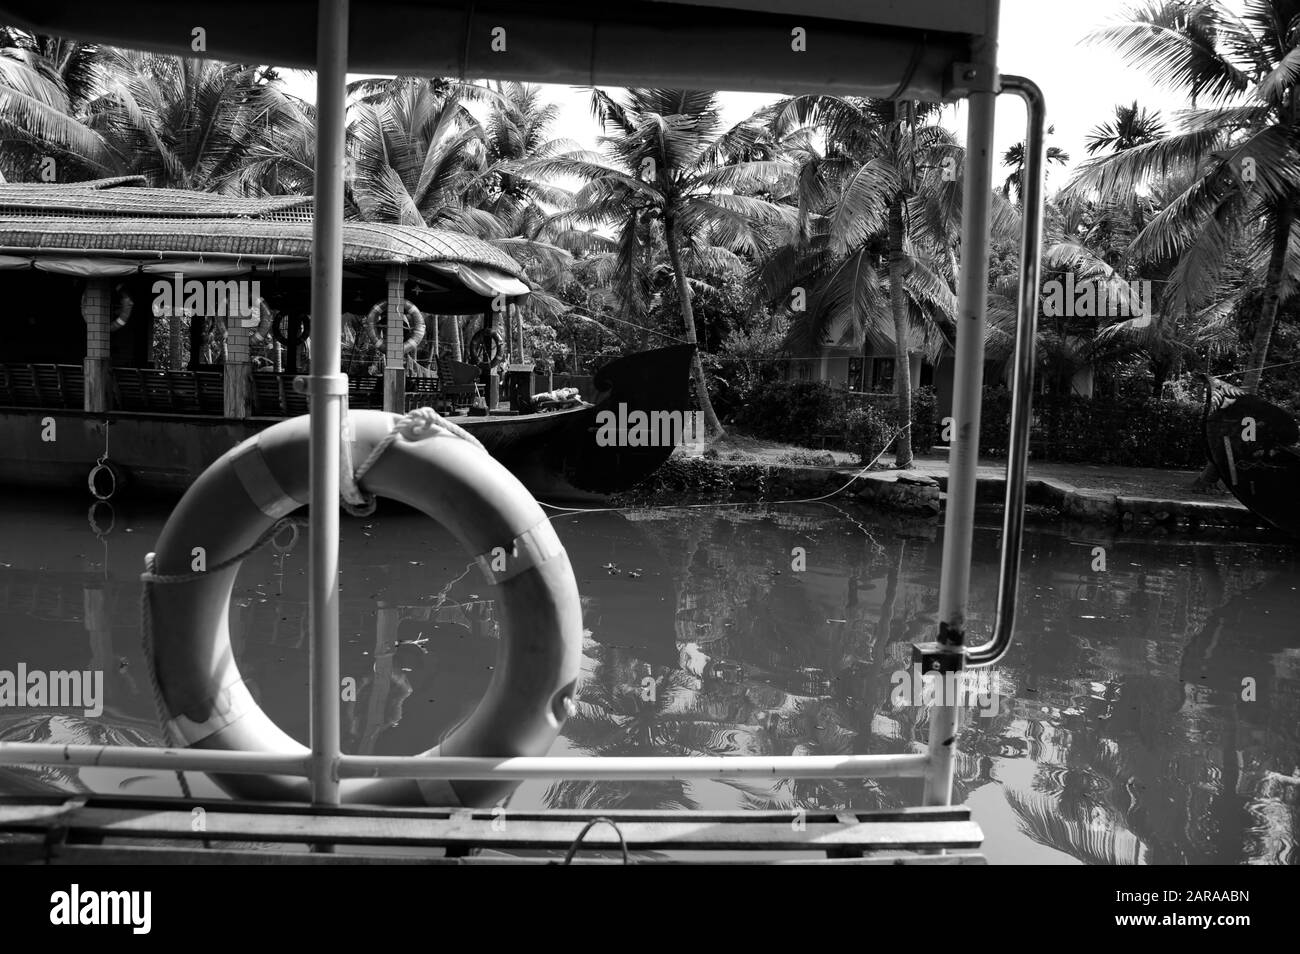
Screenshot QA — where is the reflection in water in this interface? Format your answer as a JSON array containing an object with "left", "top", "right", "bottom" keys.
[{"left": 1, "top": 492, "right": 1297, "bottom": 864}]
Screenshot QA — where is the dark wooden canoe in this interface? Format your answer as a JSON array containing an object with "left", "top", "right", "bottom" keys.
[
  {"left": 459, "top": 344, "right": 696, "bottom": 497},
  {"left": 1204, "top": 377, "right": 1300, "bottom": 540}
]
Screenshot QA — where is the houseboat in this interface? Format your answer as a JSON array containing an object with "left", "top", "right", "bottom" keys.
[{"left": 0, "top": 177, "right": 694, "bottom": 498}]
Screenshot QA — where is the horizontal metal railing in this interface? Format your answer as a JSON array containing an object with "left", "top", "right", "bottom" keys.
[{"left": 0, "top": 744, "right": 930, "bottom": 782}]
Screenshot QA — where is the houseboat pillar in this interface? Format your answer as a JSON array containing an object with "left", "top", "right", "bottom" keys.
[
  {"left": 383, "top": 264, "right": 407, "bottom": 413},
  {"left": 81, "top": 279, "right": 111, "bottom": 413},
  {"left": 485, "top": 305, "right": 499, "bottom": 409},
  {"left": 224, "top": 315, "right": 252, "bottom": 418}
]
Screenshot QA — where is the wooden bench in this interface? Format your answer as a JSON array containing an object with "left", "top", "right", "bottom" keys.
[
  {"left": 348, "top": 374, "right": 383, "bottom": 410},
  {"left": 0, "top": 796, "right": 984, "bottom": 865},
  {"left": 112, "top": 368, "right": 223, "bottom": 414},
  {"left": 252, "top": 372, "right": 310, "bottom": 416},
  {"left": 436, "top": 356, "right": 481, "bottom": 410},
  {"left": 0, "top": 363, "right": 85, "bottom": 409},
  {"left": 404, "top": 374, "right": 441, "bottom": 412}
]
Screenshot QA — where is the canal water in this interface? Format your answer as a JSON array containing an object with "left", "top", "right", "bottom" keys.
[{"left": 2, "top": 491, "right": 1297, "bottom": 864}]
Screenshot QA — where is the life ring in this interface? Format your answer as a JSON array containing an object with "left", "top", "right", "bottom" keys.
[
  {"left": 143, "top": 409, "right": 582, "bottom": 807},
  {"left": 364, "top": 299, "right": 426, "bottom": 355},
  {"left": 244, "top": 298, "right": 276, "bottom": 345},
  {"left": 271, "top": 312, "right": 311, "bottom": 346},
  {"left": 468, "top": 328, "right": 505, "bottom": 367},
  {"left": 81, "top": 283, "right": 133, "bottom": 332},
  {"left": 87, "top": 459, "right": 125, "bottom": 500}
]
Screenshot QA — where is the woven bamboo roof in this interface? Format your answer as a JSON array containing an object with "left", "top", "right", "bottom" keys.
[
  {"left": 0, "top": 178, "right": 314, "bottom": 222},
  {"left": 0, "top": 215, "right": 525, "bottom": 277}
]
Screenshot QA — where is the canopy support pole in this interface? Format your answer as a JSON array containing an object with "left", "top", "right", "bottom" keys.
[
  {"left": 307, "top": 0, "right": 348, "bottom": 807},
  {"left": 924, "top": 17, "right": 1000, "bottom": 808}
]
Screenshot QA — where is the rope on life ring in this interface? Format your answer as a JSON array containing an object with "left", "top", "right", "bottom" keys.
[
  {"left": 81, "top": 283, "right": 134, "bottom": 332},
  {"left": 365, "top": 299, "right": 426, "bottom": 355},
  {"left": 468, "top": 327, "right": 505, "bottom": 367}
]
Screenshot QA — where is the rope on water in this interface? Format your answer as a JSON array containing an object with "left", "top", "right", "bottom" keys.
[{"left": 559, "top": 816, "right": 631, "bottom": 865}]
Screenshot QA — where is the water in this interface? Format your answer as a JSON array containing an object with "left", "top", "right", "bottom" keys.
[{"left": 2, "top": 492, "right": 1298, "bottom": 864}]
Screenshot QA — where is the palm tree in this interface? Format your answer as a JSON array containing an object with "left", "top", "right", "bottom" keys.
[
  {"left": 528, "top": 88, "right": 795, "bottom": 438},
  {"left": 1084, "top": 100, "right": 1168, "bottom": 156},
  {"left": 0, "top": 29, "right": 113, "bottom": 179},
  {"left": 86, "top": 51, "right": 309, "bottom": 191},
  {"left": 751, "top": 96, "right": 967, "bottom": 467},
  {"left": 1071, "top": 1, "right": 1300, "bottom": 397},
  {"left": 1002, "top": 124, "right": 1070, "bottom": 202}
]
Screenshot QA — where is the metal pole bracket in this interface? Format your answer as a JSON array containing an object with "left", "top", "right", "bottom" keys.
[
  {"left": 293, "top": 373, "right": 350, "bottom": 396},
  {"left": 911, "top": 642, "right": 968, "bottom": 675},
  {"left": 946, "top": 62, "right": 1000, "bottom": 97}
]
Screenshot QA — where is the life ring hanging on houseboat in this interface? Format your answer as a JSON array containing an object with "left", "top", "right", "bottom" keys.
[
  {"left": 364, "top": 299, "right": 426, "bottom": 355},
  {"left": 244, "top": 298, "right": 276, "bottom": 345},
  {"left": 271, "top": 312, "right": 311, "bottom": 346},
  {"left": 141, "top": 409, "right": 582, "bottom": 808},
  {"left": 81, "top": 283, "right": 134, "bottom": 332},
  {"left": 468, "top": 327, "right": 505, "bottom": 367}
]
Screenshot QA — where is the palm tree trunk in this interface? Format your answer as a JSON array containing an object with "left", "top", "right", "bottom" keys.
[
  {"left": 665, "top": 214, "right": 725, "bottom": 439},
  {"left": 1242, "top": 206, "right": 1292, "bottom": 394},
  {"left": 887, "top": 200, "right": 913, "bottom": 468},
  {"left": 168, "top": 317, "right": 184, "bottom": 369},
  {"left": 1192, "top": 206, "right": 1292, "bottom": 492},
  {"left": 449, "top": 316, "right": 463, "bottom": 362}
]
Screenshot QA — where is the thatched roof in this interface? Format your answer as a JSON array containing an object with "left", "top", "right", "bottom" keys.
[
  {"left": 0, "top": 181, "right": 525, "bottom": 279},
  {"left": 0, "top": 178, "right": 314, "bottom": 222},
  {"left": 0, "top": 215, "right": 525, "bottom": 277}
]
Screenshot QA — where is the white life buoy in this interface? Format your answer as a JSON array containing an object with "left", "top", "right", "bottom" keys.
[
  {"left": 82, "top": 283, "right": 133, "bottom": 332},
  {"left": 244, "top": 298, "right": 275, "bottom": 344},
  {"left": 365, "top": 299, "right": 426, "bottom": 355},
  {"left": 142, "top": 409, "right": 582, "bottom": 808}
]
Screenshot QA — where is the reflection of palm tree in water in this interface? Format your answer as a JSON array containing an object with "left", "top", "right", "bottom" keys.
[{"left": 1003, "top": 550, "right": 1300, "bottom": 865}]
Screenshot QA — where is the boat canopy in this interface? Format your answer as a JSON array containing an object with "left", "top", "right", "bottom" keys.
[
  {"left": 0, "top": 180, "right": 530, "bottom": 296},
  {"left": 0, "top": 0, "right": 997, "bottom": 101}
]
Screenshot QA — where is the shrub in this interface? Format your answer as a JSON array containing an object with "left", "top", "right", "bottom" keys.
[
  {"left": 845, "top": 403, "right": 894, "bottom": 464},
  {"left": 733, "top": 380, "right": 844, "bottom": 444},
  {"left": 978, "top": 389, "right": 1206, "bottom": 468}
]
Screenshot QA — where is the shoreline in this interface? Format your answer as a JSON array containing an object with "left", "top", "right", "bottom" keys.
[{"left": 618, "top": 451, "right": 1275, "bottom": 538}]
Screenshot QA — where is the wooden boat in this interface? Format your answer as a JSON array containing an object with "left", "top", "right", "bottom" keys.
[
  {"left": 0, "top": 179, "right": 693, "bottom": 498},
  {"left": 1204, "top": 377, "right": 1300, "bottom": 540}
]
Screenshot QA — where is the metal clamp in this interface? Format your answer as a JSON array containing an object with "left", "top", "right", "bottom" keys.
[
  {"left": 292, "top": 373, "right": 350, "bottom": 396},
  {"left": 946, "top": 61, "right": 1000, "bottom": 97}
]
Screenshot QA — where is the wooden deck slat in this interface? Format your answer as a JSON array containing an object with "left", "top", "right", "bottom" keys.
[
  {"left": 0, "top": 795, "right": 972, "bottom": 824},
  {"left": 4, "top": 843, "right": 985, "bottom": 865},
  {"left": 0, "top": 805, "right": 981, "bottom": 852}
]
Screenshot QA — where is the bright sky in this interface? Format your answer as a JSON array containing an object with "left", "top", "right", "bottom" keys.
[{"left": 282, "top": 0, "right": 1213, "bottom": 192}]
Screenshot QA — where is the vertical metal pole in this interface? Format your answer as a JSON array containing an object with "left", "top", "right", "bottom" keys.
[
  {"left": 308, "top": 0, "right": 348, "bottom": 806},
  {"left": 924, "top": 7, "right": 1000, "bottom": 807}
]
